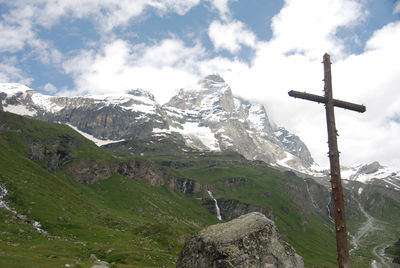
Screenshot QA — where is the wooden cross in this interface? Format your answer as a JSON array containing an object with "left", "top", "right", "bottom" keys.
[{"left": 288, "top": 53, "right": 366, "bottom": 268}]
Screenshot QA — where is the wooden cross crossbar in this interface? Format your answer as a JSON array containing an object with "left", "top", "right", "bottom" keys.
[
  {"left": 288, "top": 53, "right": 366, "bottom": 268},
  {"left": 288, "top": 91, "right": 366, "bottom": 113}
]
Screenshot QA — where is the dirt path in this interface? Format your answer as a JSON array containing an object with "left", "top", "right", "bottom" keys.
[
  {"left": 350, "top": 201, "right": 378, "bottom": 254},
  {"left": 351, "top": 199, "right": 393, "bottom": 267}
]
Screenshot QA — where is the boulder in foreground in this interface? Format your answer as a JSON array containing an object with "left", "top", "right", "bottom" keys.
[{"left": 177, "top": 212, "right": 305, "bottom": 268}]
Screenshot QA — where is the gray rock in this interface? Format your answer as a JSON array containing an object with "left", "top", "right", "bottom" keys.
[
  {"left": 202, "top": 199, "right": 274, "bottom": 222},
  {"left": 358, "top": 161, "right": 381, "bottom": 175},
  {"left": 89, "top": 254, "right": 98, "bottom": 261},
  {"left": 64, "top": 158, "right": 203, "bottom": 194},
  {"left": 0, "top": 92, "right": 6, "bottom": 111},
  {"left": 274, "top": 127, "right": 314, "bottom": 168},
  {"left": 177, "top": 212, "right": 305, "bottom": 268}
]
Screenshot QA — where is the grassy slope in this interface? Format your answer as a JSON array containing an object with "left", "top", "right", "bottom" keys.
[{"left": 0, "top": 112, "right": 216, "bottom": 267}]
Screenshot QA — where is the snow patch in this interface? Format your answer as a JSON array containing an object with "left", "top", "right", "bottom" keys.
[
  {"left": 276, "top": 152, "right": 296, "bottom": 169},
  {"left": 153, "top": 124, "right": 220, "bottom": 151},
  {"left": 248, "top": 104, "right": 266, "bottom": 132},
  {"left": 233, "top": 98, "right": 242, "bottom": 110},
  {"left": 274, "top": 130, "right": 283, "bottom": 137},
  {"left": 200, "top": 95, "right": 220, "bottom": 110},
  {"left": 3, "top": 104, "right": 37, "bottom": 116},
  {"left": 85, "top": 93, "right": 157, "bottom": 114},
  {"left": 31, "top": 93, "right": 64, "bottom": 113},
  {"left": 170, "top": 122, "right": 220, "bottom": 151},
  {"left": 0, "top": 83, "right": 31, "bottom": 95},
  {"left": 66, "top": 124, "right": 125, "bottom": 146},
  {"left": 358, "top": 188, "right": 363, "bottom": 195}
]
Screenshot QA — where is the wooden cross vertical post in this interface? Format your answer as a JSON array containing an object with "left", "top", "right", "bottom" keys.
[{"left": 288, "top": 53, "right": 366, "bottom": 268}]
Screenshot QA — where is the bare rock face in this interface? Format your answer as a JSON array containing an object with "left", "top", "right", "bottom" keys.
[
  {"left": 177, "top": 212, "right": 305, "bottom": 268},
  {"left": 64, "top": 158, "right": 203, "bottom": 194},
  {"left": 0, "top": 92, "right": 5, "bottom": 111}
]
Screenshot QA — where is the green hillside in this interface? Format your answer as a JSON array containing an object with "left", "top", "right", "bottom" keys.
[
  {"left": 1, "top": 111, "right": 397, "bottom": 267},
  {"left": 0, "top": 111, "right": 216, "bottom": 267}
]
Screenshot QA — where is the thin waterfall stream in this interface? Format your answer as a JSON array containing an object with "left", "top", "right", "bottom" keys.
[
  {"left": 0, "top": 181, "right": 47, "bottom": 234},
  {"left": 207, "top": 190, "right": 222, "bottom": 221}
]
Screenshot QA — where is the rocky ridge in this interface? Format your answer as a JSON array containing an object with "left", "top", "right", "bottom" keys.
[
  {"left": 0, "top": 77, "right": 314, "bottom": 171},
  {"left": 65, "top": 158, "right": 203, "bottom": 194},
  {"left": 341, "top": 161, "right": 400, "bottom": 191}
]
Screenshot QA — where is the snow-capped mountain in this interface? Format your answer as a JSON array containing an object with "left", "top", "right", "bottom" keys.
[
  {"left": 342, "top": 162, "right": 400, "bottom": 191},
  {"left": 0, "top": 75, "right": 314, "bottom": 171},
  {"left": 0, "top": 83, "right": 168, "bottom": 140},
  {"left": 161, "top": 75, "right": 314, "bottom": 170}
]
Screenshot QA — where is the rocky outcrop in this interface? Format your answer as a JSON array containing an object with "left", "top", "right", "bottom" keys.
[
  {"left": 177, "top": 212, "right": 305, "bottom": 268},
  {"left": 203, "top": 198, "right": 274, "bottom": 222},
  {"left": 64, "top": 158, "right": 202, "bottom": 194},
  {"left": 357, "top": 161, "right": 381, "bottom": 175},
  {"left": 274, "top": 127, "right": 314, "bottom": 168},
  {"left": 27, "top": 136, "right": 80, "bottom": 172},
  {"left": 0, "top": 92, "right": 5, "bottom": 111},
  {"left": 221, "top": 177, "right": 248, "bottom": 187}
]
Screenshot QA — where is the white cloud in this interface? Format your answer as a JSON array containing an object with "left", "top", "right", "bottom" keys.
[
  {"left": 62, "top": 39, "right": 205, "bottom": 103},
  {"left": 0, "top": 3, "right": 62, "bottom": 66},
  {"left": 269, "top": 0, "right": 366, "bottom": 59},
  {"left": 208, "top": 20, "right": 257, "bottom": 53},
  {"left": 365, "top": 21, "right": 400, "bottom": 51},
  {"left": 136, "top": 39, "right": 205, "bottom": 67},
  {"left": 41, "top": 83, "right": 58, "bottom": 94},
  {"left": 151, "top": 0, "right": 202, "bottom": 15},
  {"left": 0, "top": 57, "right": 33, "bottom": 85},
  {"left": 330, "top": 22, "right": 400, "bottom": 167},
  {"left": 219, "top": 1, "right": 400, "bottom": 168},
  {"left": 206, "top": 0, "right": 236, "bottom": 20},
  {"left": 4, "top": 0, "right": 202, "bottom": 33},
  {"left": 28, "top": 38, "right": 63, "bottom": 65},
  {"left": 394, "top": 0, "right": 400, "bottom": 14},
  {"left": 0, "top": 21, "right": 34, "bottom": 52}
]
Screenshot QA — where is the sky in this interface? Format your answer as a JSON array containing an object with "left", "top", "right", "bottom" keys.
[{"left": 1, "top": 0, "right": 400, "bottom": 168}]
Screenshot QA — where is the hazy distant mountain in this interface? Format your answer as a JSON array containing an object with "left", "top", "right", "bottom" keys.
[{"left": 342, "top": 161, "right": 400, "bottom": 191}]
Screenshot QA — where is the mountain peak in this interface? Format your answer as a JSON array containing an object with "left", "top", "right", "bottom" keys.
[
  {"left": 358, "top": 161, "right": 382, "bottom": 175},
  {"left": 0, "top": 83, "right": 34, "bottom": 95},
  {"left": 202, "top": 74, "right": 225, "bottom": 83},
  {"left": 198, "top": 74, "right": 230, "bottom": 93},
  {"left": 127, "top": 89, "right": 155, "bottom": 101}
]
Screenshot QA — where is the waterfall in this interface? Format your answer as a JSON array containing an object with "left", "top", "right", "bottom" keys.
[
  {"left": 326, "top": 192, "right": 334, "bottom": 222},
  {"left": 304, "top": 180, "right": 318, "bottom": 209},
  {"left": 207, "top": 191, "right": 222, "bottom": 221},
  {"left": 0, "top": 182, "right": 15, "bottom": 213},
  {"left": 0, "top": 181, "right": 47, "bottom": 234}
]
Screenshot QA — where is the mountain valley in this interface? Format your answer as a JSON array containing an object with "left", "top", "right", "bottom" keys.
[{"left": 0, "top": 76, "right": 399, "bottom": 267}]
